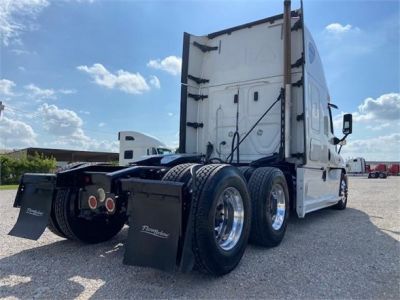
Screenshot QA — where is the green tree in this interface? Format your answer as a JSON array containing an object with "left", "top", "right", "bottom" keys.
[{"left": 0, "top": 153, "right": 56, "bottom": 185}]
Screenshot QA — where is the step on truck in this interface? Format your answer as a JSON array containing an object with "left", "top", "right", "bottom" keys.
[{"left": 9, "top": 1, "right": 353, "bottom": 276}]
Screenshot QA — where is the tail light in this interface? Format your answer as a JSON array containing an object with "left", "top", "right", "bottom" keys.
[
  {"left": 105, "top": 197, "right": 116, "bottom": 213},
  {"left": 88, "top": 195, "right": 98, "bottom": 210}
]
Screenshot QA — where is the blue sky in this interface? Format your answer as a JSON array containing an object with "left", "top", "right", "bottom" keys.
[{"left": 0, "top": 0, "right": 399, "bottom": 161}]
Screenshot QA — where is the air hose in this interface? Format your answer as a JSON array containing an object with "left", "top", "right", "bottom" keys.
[{"left": 226, "top": 88, "right": 284, "bottom": 163}]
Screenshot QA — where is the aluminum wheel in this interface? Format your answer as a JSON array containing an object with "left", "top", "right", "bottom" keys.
[
  {"left": 214, "top": 187, "right": 244, "bottom": 251},
  {"left": 340, "top": 178, "right": 347, "bottom": 202},
  {"left": 269, "top": 183, "right": 286, "bottom": 231}
]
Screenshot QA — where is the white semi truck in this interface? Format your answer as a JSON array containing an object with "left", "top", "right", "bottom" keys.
[
  {"left": 118, "top": 131, "right": 172, "bottom": 166},
  {"left": 9, "top": 1, "right": 353, "bottom": 276},
  {"left": 346, "top": 157, "right": 366, "bottom": 174}
]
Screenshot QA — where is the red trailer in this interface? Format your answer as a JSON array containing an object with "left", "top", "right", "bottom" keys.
[
  {"left": 368, "top": 164, "right": 387, "bottom": 179},
  {"left": 375, "top": 164, "right": 387, "bottom": 172},
  {"left": 388, "top": 164, "right": 400, "bottom": 176}
]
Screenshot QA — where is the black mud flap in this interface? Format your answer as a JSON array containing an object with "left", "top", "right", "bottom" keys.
[
  {"left": 120, "top": 178, "right": 183, "bottom": 272},
  {"left": 9, "top": 174, "right": 56, "bottom": 240}
]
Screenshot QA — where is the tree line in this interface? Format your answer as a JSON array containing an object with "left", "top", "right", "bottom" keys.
[{"left": 0, "top": 153, "right": 56, "bottom": 185}]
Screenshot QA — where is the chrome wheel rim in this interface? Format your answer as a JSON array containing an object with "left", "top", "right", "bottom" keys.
[
  {"left": 214, "top": 187, "right": 244, "bottom": 251},
  {"left": 269, "top": 184, "right": 286, "bottom": 231},
  {"left": 340, "top": 179, "right": 347, "bottom": 203}
]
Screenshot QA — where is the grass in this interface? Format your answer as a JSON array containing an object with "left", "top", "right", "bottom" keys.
[{"left": 0, "top": 185, "right": 19, "bottom": 190}]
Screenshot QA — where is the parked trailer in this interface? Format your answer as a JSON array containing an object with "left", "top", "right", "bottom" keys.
[
  {"left": 388, "top": 164, "right": 399, "bottom": 176},
  {"left": 8, "top": 1, "right": 353, "bottom": 276}
]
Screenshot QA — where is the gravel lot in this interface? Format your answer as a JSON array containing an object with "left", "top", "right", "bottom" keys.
[{"left": 0, "top": 176, "right": 399, "bottom": 299}]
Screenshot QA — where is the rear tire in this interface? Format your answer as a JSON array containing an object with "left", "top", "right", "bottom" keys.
[
  {"left": 47, "top": 201, "right": 66, "bottom": 238},
  {"left": 190, "top": 164, "right": 251, "bottom": 276},
  {"left": 162, "top": 163, "right": 200, "bottom": 183},
  {"left": 248, "top": 167, "right": 289, "bottom": 247},
  {"left": 53, "top": 188, "right": 127, "bottom": 243},
  {"left": 47, "top": 162, "right": 107, "bottom": 239},
  {"left": 47, "top": 162, "right": 88, "bottom": 238}
]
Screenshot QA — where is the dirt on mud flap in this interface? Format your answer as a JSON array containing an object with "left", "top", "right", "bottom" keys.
[
  {"left": 8, "top": 174, "right": 56, "bottom": 240},
  {"left": 120, "top": 178, "right": 184, "bottom": 272}
]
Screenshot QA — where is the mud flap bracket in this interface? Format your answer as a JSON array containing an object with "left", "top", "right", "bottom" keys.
[
  {"left": 121, "top": 178, "right": 183, "bottom": 272},
  {"left": 9, "top": 173, "right": 56, "bottom": 240}
]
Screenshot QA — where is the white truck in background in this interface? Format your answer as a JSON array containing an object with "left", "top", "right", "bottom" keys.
[
  {"left": 118, "top": 131, "right": 172, "bottom": 165},
  {"left": 346, "top": 157, "right": 366, "bottom": 174}
]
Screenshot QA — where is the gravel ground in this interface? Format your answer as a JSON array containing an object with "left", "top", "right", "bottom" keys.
[{"left": 0, "top": 176, "right": 399, "bottom": 299}]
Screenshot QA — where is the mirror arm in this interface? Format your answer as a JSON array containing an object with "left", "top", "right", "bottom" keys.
[
  {"left": 340, "top": 133, "right": 349, "bottom": 143},
  {"left": 337, "top": 133, "right": 349, "bottom": 154}
]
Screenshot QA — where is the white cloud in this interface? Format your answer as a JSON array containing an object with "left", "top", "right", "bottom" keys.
[
  {"left": 90, "top": 140, "right": 119, "bottom": 153},
  {"left": 98, "top": 122, "right": 105, "bottom": 127},
  {"left": 147, "top": 56, "right": 182, "bottom": 76},
  {"left": 341, "top": 133, "right": 400, "bottom": 161},
  {"left": 10, "top": 49, "right": 31, "bottom": 55},
  {"left": 325, "top": 23, "right": 354, "bottom": 34},
  {"left": 77, "top": 63, "right": 151, "bottom": 94},
  {"left": 0, "top": 116, "right": 37, "bottom": 147},
  {"left": 366, "top": 122, "right": 391, "bottom": 131},
  {"left": 334, "top": 93, "right": 400, "bottom": 132},
  {"left": 333, "top": 93, "right": 400, "bottom": 161},
  {"left": 319, "top": 22, "right": 371, "bottom": 67},
  {"left": 0, "top": 0, "right": 49, "bottom": 46},
  {"left": 167, "top": 112, "right": 174, "bottom": 117},
  {"left": 24, "top": 84, "right": 76, "bottom": 101},
  {"left": 79, "top": 110, "right": 90, "bottom": 115},
  {"left": 356, "top": 93, "right": 400, "bottom": 121},
  {"left": 38, "top": 103, "right": 83, "bottom": 136},
  {"left": 48, "top": 138, "right": 118, "bottom": 153},
  {"left": 37, "top": 103, "right": 117, "bottom": 152},
  {"left": 59, "top": 89, "right": 76, "bottom": 95},
  {"left": 149, "top": 75, "right": 160, "bottom": 89},
  {"left": 69, "top": 0, "right": 96, "bottom": 3},
  {"left": 25, "top": 84, "right": 56, "bottom": 101},
  {"left": 0, "top": 79, "right": 16, "bottom": 95}
]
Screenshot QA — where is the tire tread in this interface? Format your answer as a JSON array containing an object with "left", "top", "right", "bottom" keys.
[
  {"left": 191, "top": 164, "right": 225, "bottom": 274},
  {"left": 248, "top": 167, "right": 289, "bottom": 247}
]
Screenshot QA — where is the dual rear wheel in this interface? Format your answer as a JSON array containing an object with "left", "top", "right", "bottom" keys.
[{"left": 163, "top": 164, "right": 290, "bottom": 275}]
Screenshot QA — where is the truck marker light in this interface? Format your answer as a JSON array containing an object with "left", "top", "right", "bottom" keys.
[
  {"left": 88, "top": 195, "right": 97, "bottom": 210},
  {"left": 105, "top": 198, "right": 115, "bottom": 213}
]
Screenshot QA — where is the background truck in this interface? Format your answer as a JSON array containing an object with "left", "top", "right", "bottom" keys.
[
  {"left": 368, "top": 163, "right": 388, "bottom": 178},
  {"left": 346, "top": 157, "right": 366, "bottom": 174},
  {"left": 118, "top": 131, "right": 172, "bottom": 166},
  {"left": 8, "top": 0, "right": 353, "bottom": 276}
]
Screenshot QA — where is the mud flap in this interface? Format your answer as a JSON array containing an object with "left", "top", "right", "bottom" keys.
[
  {"left": 120, "top": 178, "right": 183, "bottom": 272},
  {"left": 8, "top": 174, "right": 56, "bottom": 240}
]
